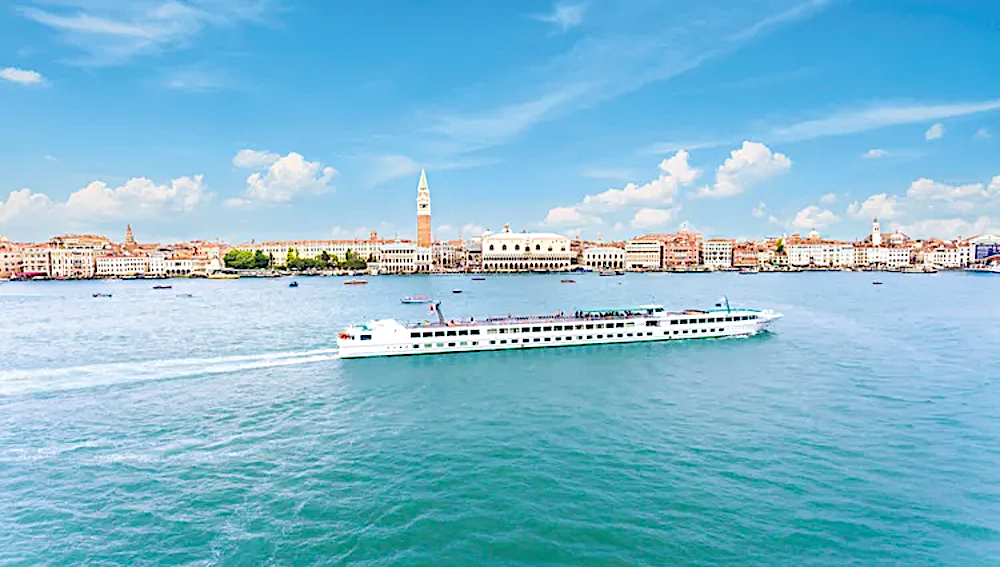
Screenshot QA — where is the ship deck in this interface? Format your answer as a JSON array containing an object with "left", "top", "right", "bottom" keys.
[{"left": 402, "top": 307, "right": 758, "bottom": 329}]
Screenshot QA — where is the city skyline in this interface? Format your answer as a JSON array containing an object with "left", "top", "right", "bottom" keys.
[{"left": 2, "top": 0, "right": 1000, "bottom": 243}]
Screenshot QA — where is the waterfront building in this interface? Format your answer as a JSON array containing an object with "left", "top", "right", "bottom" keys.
[
  {"left": 379, "top": 241, "right": 418, "bottom": 274},
  {"left": 0, "top": 238, "right": 24, "bottom": 278},
  {"left": 481, "top": 224, "right": 573, "bottom": 272},
  {"left": 634, "top": 232, "right": 701, "bottom": 267},
  {"left": 582, "top": 246, "right": 626, "bottom": 270},
  {"left": 22, "top": 245, "right": 53, "bottom": 277},
  {"left": 49, "top": 248, "right": 96, "bottom": 279},
  {"left": 49, "top": 234, "right": 111, "bottom": 251},
  {"left": 853, "top": 244, "right": 911, "bottom": 268},
  {"left": 433, "top": 242, "right": 459, "bottom": 268},
  {"left": 96, "top": 255, "right": 150, "bottom": 277},
  {"left": 733, "top": 241, "right": 761, "bottom": 267},
  {"left": 702, "top": 239, "right": 734, "bottom": 268},
  {"left": 242, "top": 234, "right": 385, "bottom": 267},
  {"left": 924, "top": 245, "right": 963, "bottom": 268},
  {"left": 968, "top": 234, "right": 1000, "bottom": 264},
  {"left": 416, "top": 169, "right": 432, "bottom": 249},
  {"left": 787, "top": 238, "right": 855, "bottom": 267},
  {"left": 625, "top": 239, "right": 663, "bottom": 270}
]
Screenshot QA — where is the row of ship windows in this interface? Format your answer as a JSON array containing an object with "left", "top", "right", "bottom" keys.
[
  {"left": 410, "top": 327, "right": 732, "bottom": 349},
  {"left": 406, "top": 316, "right": 757, "bottom": 339}
]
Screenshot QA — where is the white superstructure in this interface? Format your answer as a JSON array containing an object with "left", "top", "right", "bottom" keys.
[{"left": 337, "top": 302, "right": 782, "bottom": 359}]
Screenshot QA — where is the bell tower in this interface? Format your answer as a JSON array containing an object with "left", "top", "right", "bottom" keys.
[{"left": 416, "top": 169, "right": 431, "bottom": 248}]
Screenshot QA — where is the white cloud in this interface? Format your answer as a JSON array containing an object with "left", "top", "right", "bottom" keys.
[
  {"left": 580, "top": 151, "right": 699, "bottom": 212},
  {"left": 0, "top": 175, "right": 207, "bottom": 227},
  {"left": 925, "top": 122, "right": 945, "bottom": 140},
  {"left": 906, "top": 177, "right": 995, "bottom": 203},
  {"left": 19, "top": 1, "right": 274, "bottom": 66},
  {"left": 0, "top": 67, "right": 44, "bottom": 85},
  {"left": 631, "top": 208, "right": 674, "bottom": 229},
  {"left": 895, "top": 216, "right": 998, "bottom": 239},
  {"left": 530, "top": 3, "right": 586, "bottom": 32},
  {"left": 462, "top": 223, "right": 486, "bottom": 237},
  {"left": 696, "top": 141, "right": 791, "bottom": 198},
  {"left": 0, "top": 189, "right": 54, "bottom": 222},
  {"left": 751, "top": 202, "right": 767, "bottom": 218},
  {"left": 43, "top": 154, "right": 58, "bottom": 162},
  {"left": 770, "top": 100, "right": 1000, "bottom": 142},
  {"left": 366, "top": 154, "right": 498, "bottom": 188},
  {"left": 233, "top": 149, "right": 280, "bottom": 169},
  {"left": 974, "top": 127, "right": 992, "bottom": 140},
  {"left": 63, "top": 175, "right": 207, "bottom": 219},
  {"left": 820, "top": 192, "right": 837, "bottom": 204},
  {"left": 847, "top": 193, "right": 898, "bottom": 219},
  {"left": 234, "top": 150, "right": 337, "bottom": 203},
  {"left": 768, "top": 215, "right": 780, "bottom": 225},
  {"left": 613, "top": 221, "right": 625, "bottom": 232},
  {"left": 792, "top": 205, "right": 838, "bottom": 229},
  {"left": 543, "top": 205, "right": 602, "bottom": 227},
  {"left": 862, "top": 148, "right": 888, "bottom": 159}
]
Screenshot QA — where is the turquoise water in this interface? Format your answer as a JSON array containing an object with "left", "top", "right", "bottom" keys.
[{"left": 1, "top": 273, "right": 999, "bottom": 566}]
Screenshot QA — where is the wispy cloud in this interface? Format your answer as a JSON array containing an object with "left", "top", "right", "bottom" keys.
[
  {"left": 0, "top": 66, "right": 45, "bottom": 85},
  {"left": 367, "top": 154, "right": 499, "bottom": 188},
  {"left": 770, "top": 100, "right": 1000, "bottom": 142},
  {"left": 164, "top": 66, "right": 238, "bottom": 92},
  {"left": 424, "top": 0, "right": 831, "bottom": 154},
  {"left": 925, "top": 122, "right": 945, "bottom": 140},
  {"left": 581, "top": 167, "right": 633, "bottom": 181},
  {"left": 974, "top": 127, "right": 992, "bottom": 140},
  {"left": 19, "top": 1, "right": 274, "bottom": 66},
  {"left": 530, "top": 3, "right": 586, "bottom": 32},
  {"left": 862, "top": 148, "right": 889, "bottom": 159}
]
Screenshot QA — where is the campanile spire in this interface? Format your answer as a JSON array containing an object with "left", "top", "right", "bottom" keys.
[{"left": 416, "top": 169, "right": 431, "bottom": 248}]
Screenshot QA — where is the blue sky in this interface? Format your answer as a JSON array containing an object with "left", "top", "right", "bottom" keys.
[{"left": 1, "top": 0, "right": 999, "bottom": 243}]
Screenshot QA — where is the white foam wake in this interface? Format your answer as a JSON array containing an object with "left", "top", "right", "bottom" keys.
[{"left": 0, "top": 348, "right": 340, "bottom": 396}]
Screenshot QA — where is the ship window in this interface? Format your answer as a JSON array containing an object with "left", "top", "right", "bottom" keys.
[
  {"left": 447, "top": 331, "right": 457, "bottom": 336},
  {"left": 437, "top": 343, "right": 444, "bottom": 347},
  {"left": 511, "top": 339, "right": 518, "bottom": 343},
  {"left": 648, "top": 332, "right": 654, "bottom": 336},
  {"left": 499, "top": 340, "right": 506, "bottom": 344},
  {"left": 411, "top": 332, "right": 420, "bottom": 338},
  {"left": 554, "top": 325, "right": 563, "bottom": 331},
  {"left": 673, "top": 331, "right": 678, "bottom": 335},
  {"left": 499, "top": 328, "right": 507, "bottom": 334},
  {"left": 490, "top": 340, "right": 496, "bottom": 345},
  {"left": 670, "top": 320, "right": 678, "bottom": 325},
  {"left": 471, "top": 330, "right": 480, "bottom": 335},
  {"left": 472, "top": 342, "right": 478, "bottom": 346},
  {"left": 555, "top": 337, "right": 561, "bottom": 341},
  {"left": 460, "top": 342, "right": 467, "bottom": 346},
  {"left": 616, "top": 323, "right": 624, "bottom": 328},
  {"left": 543, "top": 326, "right": 552, "bottom": 332},
  {"left": 585, "top": 324, "right": 593, "bottom": 329},
  {"left": 423, "top": 332, "right": 432, "bottom": 337},
  {"left": 459, "top": 330, "right": 469, "bottom": 336},
  {"left": 521, "top": 327, "right": 530, "bottom": 333},
  {"left": 618, "top": 333, "right": 623, "bottom": 338},
  {"left": 626, "top": 333, "right": 633, "bottom": 337},
  {"left": 532, "top": 327, "right": 541, "bottom": 332},
  {"left": 544, "top": 337, "right": 551, "bottom": 342},
  {"left": 586, "top": 335, "right": 592, "bottom": 339},
  {"left": 626, "top": 323, "right": 635, "bottom": 328},
  {"left": 413, "top": 344, "right": 419, "bottom": 349},
  {"left": 646, "top": 321, "right": 659, "bottom": 327},
  {"left": 448, "top": 342, "right": 456, "bottom": 347},
  {"left": 361, "top": 335, "right": 372, "bottom": 340},
  {"left": 435, "top": 331, "right": 445, "bottom": 337},
  {"left": 487, "top": 329, "right": 497, "bottom": 335}
]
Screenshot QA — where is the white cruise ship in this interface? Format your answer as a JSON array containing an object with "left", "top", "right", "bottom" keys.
[{"left": 337, "top": 301, "right": 782, "bottom": 359}]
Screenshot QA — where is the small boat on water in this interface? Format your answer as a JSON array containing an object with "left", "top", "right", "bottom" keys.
[
  {"left": 178, "top": 293, "right": 194, "bottom": 298},
  {"left": 92, "top": 293, "right": 112, "bottom": 298},
  {"left": 289, "top": 281, "right": 299, "bottom": 288},
  {"left": 873, "top": 281, "right": 883, "bottom": 285},
  {"left": 344, "top": 280, "right": 368, "bottom": 286},
  {"left": 739, "top": 268, "right": 759, "bottom": 275},
  {"left": 452, "top": 289, "right": 463, "bottom": 294},
  {"left": 153, "top": 285, "right": 172, "bottom": 289},
  {"left": 401, "top": 295, "right": 431, "bottom": 304},
  {"left": 208, "top": 272, "right": 239, "bottom": 280},
  {"left": 599, "top": 270, "right": 624, "bottom": 276},
  {"left": 471, "top": 277, "right": 486, "bottom": 281},
  {"left": 561, "top": 279, "right": 576, "bottom": 283},
  {"left": 966, "top": 265, "right": 1000, "bottom": 274}
]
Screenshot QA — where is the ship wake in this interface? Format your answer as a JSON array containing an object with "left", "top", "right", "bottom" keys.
[{"left": 0, "top": 348, "right": 340, "bottom": 396}]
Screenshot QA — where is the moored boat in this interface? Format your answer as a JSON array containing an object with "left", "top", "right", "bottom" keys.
[
  {"left": 599, "top": 270, "right": 624, "bottom": 276},
  {"left": 337, "top": 300, "right": 782, "bottom": 359},
  {"left": 344, "top": 280, "right": 368, "bottom": 285},
  {"left": 401, "top": 295, "right": 431, "bottom": 304},
  {"left": 289, "top": 281, "right": 299, "bottom": 288},
  {"left": 92, "top": 293, "right": 112, "bottom": 298},
  {"left": 561, "top": 279, "right": 576, "bottom": 283},
  {"left": 471, "top": 276, "right": 486, "bottom": 281},
  {"left": 153, "top": 285, "right": 172, "bottom": 289}
]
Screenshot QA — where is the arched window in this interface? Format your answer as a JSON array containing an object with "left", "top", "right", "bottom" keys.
[
  {"left": 514, "top": 244, "right": 520, "bottom": 251},
  {"left": 548, "top": 247, "right": 553, "bottom": 252},
  {"left": 502, "top": 244, "right": 507, "bottom": 251},
  {"left": 489, "top": 244, "right": 495, "bottom": 251},
  {"left": 535, "top": 244, "right": 541, "bottom": 251}
]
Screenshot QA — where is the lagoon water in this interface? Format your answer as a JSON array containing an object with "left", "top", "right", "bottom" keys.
[{"left": 1, "top": 272, "right": 999, "bottom": 566}]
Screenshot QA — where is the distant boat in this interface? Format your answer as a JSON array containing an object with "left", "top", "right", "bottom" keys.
[
  {"left": 153, "top": 285, "right": 172, "bottom": 289},
  {"left": 452, "top": 289, "right": 463, "bottom": 294},
  {"left": 92, "top": 293, "right": 112, "bottom": 298},
  {"left": 402, "top": 295, "right": 431, "bottom": 304},
  {"left": 289, "top": 281, "right": 299, "bottom": 288},
  {"left": 344, "top": 280, "right": 367, "bottom": 286},
  {"left": 208, "top": 272, "right": 239, "bottom": 280},
  {"left": 561, "top": 279, "right": 576, "bottom": 283},
  {"left": 739, "top": 268, "right": 759, "bottom": 275},
  {"left": 873, "top": 281, "right": 883, "bottom": 285},
  {"left": 178, "top": 293, "right": 194, "bottom": 298},
  {"left": 966, "top": 265, "right": 1000, "bottom": 274},
  {"left": 599, "top": 270, "right": 624, "bottom": 276},
  {"left": 471, "top": 276, "right": 486, "bottom": 281}
]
